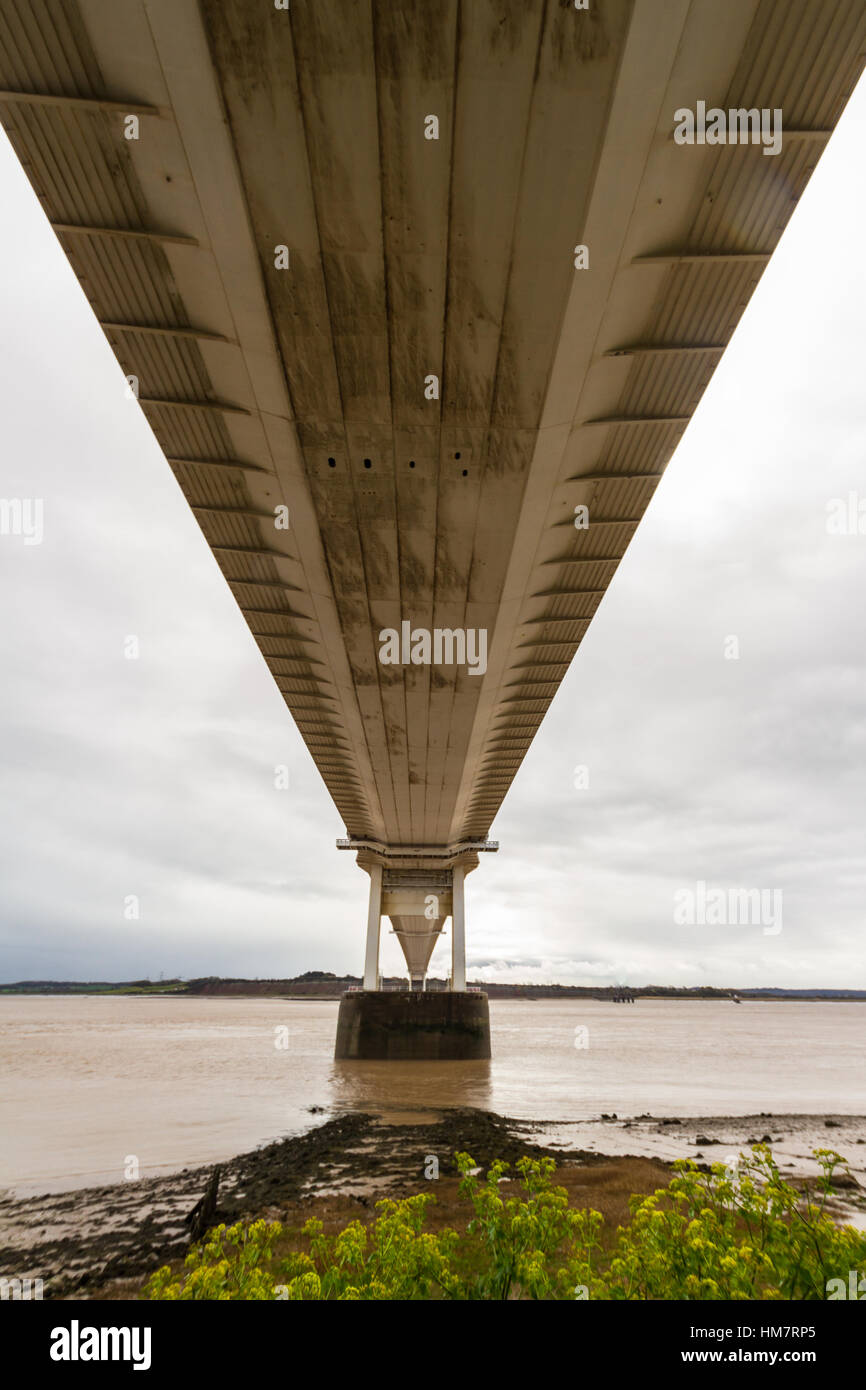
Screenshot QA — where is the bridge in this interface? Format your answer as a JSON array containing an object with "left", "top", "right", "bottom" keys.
[{"left": 1, "top": 0, "right": 861, "bottom": 1055}]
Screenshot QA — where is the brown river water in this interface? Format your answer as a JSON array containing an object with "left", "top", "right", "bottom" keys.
[{"left": 1, "top": 996, "right": 864, "bottom": 1196}]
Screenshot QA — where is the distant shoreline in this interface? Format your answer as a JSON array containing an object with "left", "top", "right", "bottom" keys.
[{"left": 1, "top": 979, "right": 865, "bottom": 1001}]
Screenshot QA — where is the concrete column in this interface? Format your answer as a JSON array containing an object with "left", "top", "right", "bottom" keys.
[
  {"left": 363, "top": 863, "right": 383, "bottom": 990},
  {"left": 451, "top": 864, "right": 466, "bottom": 992}
]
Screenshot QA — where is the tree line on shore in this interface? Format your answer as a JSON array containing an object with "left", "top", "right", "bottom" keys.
[{"left": 2, "top": 975, "right": 864, "bottom": 1000}]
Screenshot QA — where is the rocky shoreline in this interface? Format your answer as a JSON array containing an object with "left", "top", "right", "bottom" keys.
[
  {"left": 0, "top": 1109, "right": 592, "bottom": 1297},
  {"left": 2, "top": 1108, "right": 864, "bottom": 1299}
]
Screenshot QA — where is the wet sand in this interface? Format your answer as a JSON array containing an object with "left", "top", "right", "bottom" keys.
[
  {"left": 2, "top": 1108, "right": 864, "bottom": 1299},
  {"left": 537, "top": 1110, "right": 866, "bottom": 1177}
]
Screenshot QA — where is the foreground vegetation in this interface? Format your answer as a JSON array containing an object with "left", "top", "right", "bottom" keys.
[{"left": 143, "top": 1145, "right": 865, "bottom": 1300}]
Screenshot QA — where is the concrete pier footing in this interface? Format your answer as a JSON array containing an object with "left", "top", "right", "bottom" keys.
[{"left": 334, "top": 990, "right": 491, "bottom": 1060}]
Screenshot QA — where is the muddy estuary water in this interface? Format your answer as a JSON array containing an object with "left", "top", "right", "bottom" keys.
[{"left": 2, "top": 995, "right": 864, "bottom": 1195}]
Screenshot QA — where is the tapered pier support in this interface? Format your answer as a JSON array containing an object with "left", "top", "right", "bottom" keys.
[{"left": 333, "top": 837, "right": 498, "bottom": 1059}]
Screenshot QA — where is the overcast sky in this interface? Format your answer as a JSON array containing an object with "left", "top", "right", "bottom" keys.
[{"left": 0, "top": 80, "right": 864, "bottom": 989}]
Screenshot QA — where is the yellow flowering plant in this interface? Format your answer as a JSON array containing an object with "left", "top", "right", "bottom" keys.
[{"left": 143, "top": 1144, "right": 866, "bottom": 1301}]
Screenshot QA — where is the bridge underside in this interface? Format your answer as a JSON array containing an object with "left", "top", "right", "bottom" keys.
[{"left": 0, "top": 1, "right": 862, "bottom": 1037}]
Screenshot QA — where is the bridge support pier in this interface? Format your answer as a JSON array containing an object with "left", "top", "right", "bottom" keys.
[
  {"left": 334, "top": 840, "right": 496, "bottom": 1059},
  {"left": 451, "top": 863, "right": 466, "bottom": 992},
  {"left": 334, "top": 989, "right": 490, "bottom": 1061},
  {"left": 362, "top": 862, "right": 383, "bottom": 991}
]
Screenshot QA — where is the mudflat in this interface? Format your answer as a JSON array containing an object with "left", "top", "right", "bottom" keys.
[{"left": 2, "top": 1108, "right": 863, "bottom": 1300}]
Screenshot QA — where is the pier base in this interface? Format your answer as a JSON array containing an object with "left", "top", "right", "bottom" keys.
[{"left": 334, "top": 990, "right": 491, "bottom": 1060}]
